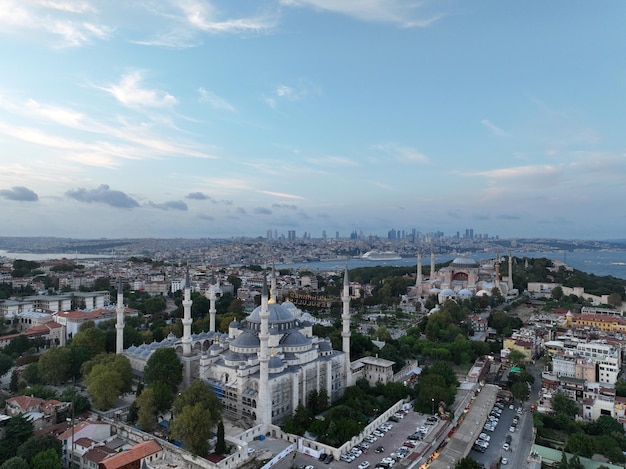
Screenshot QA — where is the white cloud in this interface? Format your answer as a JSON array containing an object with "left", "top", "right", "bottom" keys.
[
  {"left": 176, "top": 0, "right": 277, "bottom": 33},
  {"left": 279, "top": 0, "right": 444, "bottom": 28},
  {"left": 198, "top": 87, "right": 235, "bottom": 111},
  {"left": 0, "top": 0, "right": 110, "bottom": 47},
  {"left": 100, "top": 71, "right": 177, "bottom": 108}
]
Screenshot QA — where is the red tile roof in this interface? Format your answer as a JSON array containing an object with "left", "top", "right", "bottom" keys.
[{"left": 99, "top": 440, "right": 162, "bottom": 469}]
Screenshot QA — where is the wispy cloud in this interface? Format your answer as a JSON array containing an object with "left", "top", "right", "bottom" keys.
[
  {"left": 481, "top": 118, "right": 509, "bottom": 137},
  {"left": 279, "top": 0, "right": 444, "bottom": 28},
  {"left": 0, "top": 0, "right": 111, "bottom": 47},
  {"left": 198, "top": 87, "right": 235, "bottom": 111},
  {"left": 176, "top": 0, "right": 277, "bottom": 33},
  {"left": 98, "top": 71, "right": 177, "bottom": 108},
  {"left": 375, "top": 143, "right": 429, "bottom": 164},
  {"left": 258, "top": 190, "right": 304, "bottom": 200},
  {"left": 263, "top": 80, "right": 319, "bottom": 109},
  {"left": 0, "top": 186, "right": 39, "bottom": 201},
  {"left": 253, "top": 207, "right": 272, "bottom": 215},
  {"left": 305, "top": 155, "right": 358, "bottom": 167}
]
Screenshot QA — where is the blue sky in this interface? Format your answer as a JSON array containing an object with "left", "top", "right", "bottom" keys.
[{"left": 0, "top": 1, "right": 625, "bottom": 240}]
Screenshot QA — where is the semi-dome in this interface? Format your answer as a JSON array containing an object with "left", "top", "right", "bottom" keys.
[
  {"left": 247, "top": 303, "right": 295, "bottom": 325},
  {"left": 280, "top": 331, "right": 311, "bottom": 347},
  {"left": 450, "top": 257, "right": 480, "bottom": 269}
]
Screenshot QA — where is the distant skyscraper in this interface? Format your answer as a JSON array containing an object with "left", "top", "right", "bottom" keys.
[
  {"left": 336, "top": 231, "right": 339, "bottom": 239},
  {"left": 322, "top": 230, "right": 327, "bottom": 240},
  {"left": 287, "top": 230, "right": 296, "bottom": 241},
  {"left": 266, "top": 229, "right": 273, "bottom": 240}
]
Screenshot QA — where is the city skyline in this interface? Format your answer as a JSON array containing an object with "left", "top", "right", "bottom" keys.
[{"left": 1, "top": 2, "right": 625, "bottom": 240}]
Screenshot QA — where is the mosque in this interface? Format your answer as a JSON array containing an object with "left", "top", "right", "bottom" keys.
[
  {"left": 121, "top": 268, "right": 367, "bottom": 426},
  {"left": 413, "top": 251, "right": 517, "bottom": 304}
]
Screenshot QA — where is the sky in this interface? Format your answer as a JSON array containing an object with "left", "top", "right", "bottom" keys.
[{"left": 1, "top": 1, "right": 625, "bottom": 241}]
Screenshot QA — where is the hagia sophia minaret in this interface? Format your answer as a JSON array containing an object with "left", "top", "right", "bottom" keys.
[
  {"left": 430, "top": 250, "right": 436, "bottom": 279},
  {"left": 207, "top": 271, "right": 218, "bottom": 333},
  {"left": 115, "top": 277, "right": 124, "bottom": 354},
  {"left": 416, "top": 250, "right": 423, "bottom": 287},
  {"left": 341, "top": 266, "right": 352, "bottom": 385},
  {"left": 495, "top": 253, "right": 501, "bottom": 291},
  {"left": 257, "top": 276, "right": 272, "bottom": 425},
  {"left": 181, "top": 265, "right": 192, "bottom": 357}
]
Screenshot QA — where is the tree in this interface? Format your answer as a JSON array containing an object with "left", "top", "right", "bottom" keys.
[
  {"left": 17, "top": 435, "right": 62, "bottom": 465},
  {"left": 608, "top": 292, "right": 622, "bottom": 308},
  {"left": 136, "top": 387, "right": 158, "bottom": 432},
  {"left": 144, "top": 348, "right": 183, "bottom": 393},
  {"left": 170, "top": 403, "right": 213, "bottom": 455},
  {"left": 0, "top": 457, "right": 29, "bottom": 469},
  {"left": 173, "top": 379, "right": 221, "bottom": 425},
  {"left": 508, "top": 349, "right": 526, "bottom": 366},
  {"left": 71, "top": 327, "right": 106, "bottom": 358},
  {"left": 215, "top": 420, "right": 227, "bottom": 455},
  {"left": 83, "top": 354, "right": 133, "bottom": 410},
  {"left": 59, "top": 387, "right": 91, "bottom": 415},
  {"left": 9, "top": 370, "right": 19, "bottom": 392},
  {"left": 511, "top": 381, "right": 530, "bottom": 403},
  {"left": 1, "top": 415, "right": 33, "bottom": 460},
  {"left": 38, "top": 347, "right": 72, "bottom": 385},
  {"left": 455, "top": 458, "right": 482, "bottom": 469},
  {"left": 0, "top": 352, "right": 13, "bottom": 376},
  {"left": 552, "top": 392, "right": 579, "bottom": 418},
  {"left": 31, "top": 448, "right": 62, "bottom": 469},
  {"left": 3, "top": 336, "right": 31, "bottom": 358},
  {"left": 552, "top": 286, "right": 564, "bottom": 301}
]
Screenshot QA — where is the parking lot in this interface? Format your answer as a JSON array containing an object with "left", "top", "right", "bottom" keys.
[
  {"left": 469, "top": 400, "right": 526, "bottom": 466},
  {"left": 273, "top": 408, "right": 447, "bottom": 469}
]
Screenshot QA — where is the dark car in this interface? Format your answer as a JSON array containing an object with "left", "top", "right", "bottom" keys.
[
  {"left": 375, "top": 446, "right": 385, "bottom": 453},
  {"left": 505, "top": 435, "right": 512, "bottom": 444},
  {"left": 324, "top": 454, "right": 334, "bottom": 464},
  {"left": 318, "top": 453, "right": 327, "bottom": 461}
]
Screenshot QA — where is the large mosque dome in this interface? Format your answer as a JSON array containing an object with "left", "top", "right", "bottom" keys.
[
  {"left": 247, "top": 302, "right": 296, "bottom": 325},
  {"left": 450, "top": 257, "right": 480, "bottom": 269}
]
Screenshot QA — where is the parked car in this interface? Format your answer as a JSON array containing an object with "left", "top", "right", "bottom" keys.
[{"left": 358, "top": 462, "right": 370, "bottom": 469}]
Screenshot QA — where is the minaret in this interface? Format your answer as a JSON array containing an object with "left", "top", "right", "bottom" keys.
[
  {"left": 430, "top": 250, "right": 436, "bottom": 279},
  {"left": 257, "top": 276, "right": 272, "bottom": 425},
  {"left": 270, "top": 263, "right": 277, "bottom": 302},
  {"left": 341, "top": 265, "right": 352, "bottom": 386},
  {"left": 207, "top": 271, "right": 217, "bottom": 333},
  {"left": 182, "top": 265, "right": 192, "bottom": 357},
  {"left": 115, "top": 277, "right": 124, "bottom": 354},
  {"left": 494, "top": 253, "right": 501, "bottom": 291},
  {"left": 416, "top": 250, "right": 423, "bottom": 287},
  {"left": 507, "top": 253, "right": 514, "bottom": 291}
]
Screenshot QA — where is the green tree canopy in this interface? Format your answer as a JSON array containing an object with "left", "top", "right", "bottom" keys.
[
  {"left": 170, "top": 403, "right": 213, "bottom": 455},
  {"left": 173, "top": 379, "right": 221, "bottom": 424},
  {"left": 0, "top": 457, "right": 29, "bottom": 469},
  {"left": 136, "top": 387, "right": 158, "bottom": 432},
  {"left": 552, "top": 392, "right": 579, "bottom": 418},
  {"left": 144, "top": 348, "right": 183, "bottom": 393},
  {"left": 38, "top": 347, "right": 72, "bottom": 385},
  {"left": 31, "top": 448, "right": 62, "bottom": 469},
  {"left": 16, "top": 434, "right": 62, "bottom": 464},
  {"left": 71, "top": 327, "right": 106, "bottom": 358},
  {"left": 83, "top": 354, "right": 133, "bottom": 410}
]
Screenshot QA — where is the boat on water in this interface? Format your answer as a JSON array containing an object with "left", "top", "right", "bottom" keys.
[{"left": 361, "top": 250, "right": 402, "bottom": 261}]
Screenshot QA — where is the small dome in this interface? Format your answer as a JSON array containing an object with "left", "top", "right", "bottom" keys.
[
  {"left": 458, "top": 289, "right": 473, "bottom": 299},
  {"left": 440, "top": 288, "right": 455, "bottom": 297},
  {"left": 231, "top": 332, "right": 260, "bottom": 348},
  {"left": 269, "top": 356, "right": 283, "bottom": 369},
  {"left": 229, "top": 320, "right": 240, "bottom": 328},
  {"left": 450, "top": 257, "right": 480, "bottom": 269},
  {"left": 476, "top": 289, "right": 491, "bottom": 297},
  {"left": 319, "top": 341, "right": 332, "bottom": 352},
  {"left": 280, "top": 331, "right": 311, "bottom": 347}
]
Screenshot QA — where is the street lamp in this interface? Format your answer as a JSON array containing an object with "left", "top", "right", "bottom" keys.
[{"left": 431, "top": 398, "right": 435, "bottom": 416}]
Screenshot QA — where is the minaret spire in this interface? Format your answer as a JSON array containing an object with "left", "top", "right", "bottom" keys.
[
  {"left": 207, "top": 269, "right": 218, "bottom": 333},
  {"left": 494, "top": 252, "right": 501, "bottom": 291},
  {"left": 115, "top": 277, "right": 124, "bottom": 354},
  {"left": 507, "top": 253, "right": 514, "bottom": 291},
  {"left": 182, "top": 264, "right": 192, "bottom": 357},
  {"left": 341, "top": 262, "right": 353, "bottom": 386},
  {"left": 257, "top": 274, "right": 272, "bottom": 425},
  {"left": 416, "top": 249, "right": 423, "bottom": 287},
  {"left": 430, "top": 248, "right": 436, "bottom": 279}
]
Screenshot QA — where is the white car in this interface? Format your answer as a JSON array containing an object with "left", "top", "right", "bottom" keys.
[
  {"left": 502, "top": 457, "right": 509, "bottom": 465},
  {"left": 478, "top": 433, "right": 490, "bottom": 441},
  {"left": 503, "top": 443, "right": 510, "bottom": 451},
  {"left": 509, "top": 426, "right": 515, "bottom": 433},
  {"left": 358, "top": 462, "right": 370, "bottom": 469}
]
